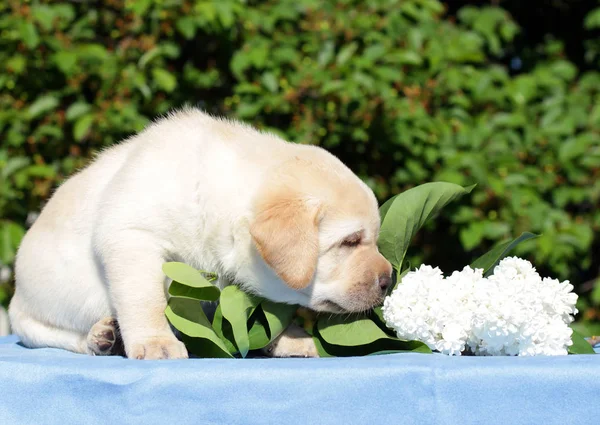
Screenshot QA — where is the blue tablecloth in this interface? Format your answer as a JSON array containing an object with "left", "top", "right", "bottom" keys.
[{"left": 0, "top": 335, "right": 598, "bottom": 425}]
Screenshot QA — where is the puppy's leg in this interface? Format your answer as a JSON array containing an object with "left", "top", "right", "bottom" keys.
[
  {"left": 261, "top": 324, "right": 319, "bottom": 358},
  {"left": 100, "top": 231, "right": 187, "bottom": 360},
  {"left": 86, "top": 317, "right": 125, "bottom": 356}
]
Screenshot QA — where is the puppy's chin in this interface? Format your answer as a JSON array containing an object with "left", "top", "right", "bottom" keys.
[
  {"left": 313, "top": 297, "right": 383, "bottom": 314},
  {"left": 314, "top": 300, "right": 348, "bottom": 314}
]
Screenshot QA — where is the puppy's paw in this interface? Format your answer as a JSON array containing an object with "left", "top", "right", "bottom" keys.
[
  {"left": 261, "top": 324, "right": 319, "bottom": 358},
  {"left": 87, "top": 317, "right": 124, "bottom": 356},
  {"left": 127, "top": 336, "right": 188, "bottom": 360}
]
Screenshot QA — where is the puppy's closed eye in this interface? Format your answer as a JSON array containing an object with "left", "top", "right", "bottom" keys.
[{"left": 341, "top": 231, "right": 363, "bottom": 247}]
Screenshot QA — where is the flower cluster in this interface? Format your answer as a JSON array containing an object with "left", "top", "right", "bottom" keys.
[{"left": 382, "top": 257, "right": 578, "bottom": 356}]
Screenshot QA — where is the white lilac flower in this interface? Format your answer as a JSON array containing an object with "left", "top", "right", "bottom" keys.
[{"left": 382, "top": 257, "right": 578, "bottom": 356}]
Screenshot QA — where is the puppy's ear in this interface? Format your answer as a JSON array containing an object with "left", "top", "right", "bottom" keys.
[{"left": 250, "top": 192, "right": 320, "bottom": 290}]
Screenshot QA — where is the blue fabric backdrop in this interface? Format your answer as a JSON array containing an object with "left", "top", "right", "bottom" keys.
[{"left": 0, "top": 335, "right": 598, "bottom": 425}]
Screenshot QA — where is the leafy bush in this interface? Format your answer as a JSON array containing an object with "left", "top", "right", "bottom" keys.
[{"left": 1, "top": 0, "right": 599, "bottom": 331}]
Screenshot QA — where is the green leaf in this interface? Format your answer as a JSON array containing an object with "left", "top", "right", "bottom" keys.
[
  {"left": 591, "top": 279, "right": 600, "bottom": 306},
  {"left": 138, "top": 47, "right": 163, "bottom": 69},
  {"left": 32, "top": 5, "right": 55, "bottom": 31},
  {"left": 378, "top": 182, "right": 475, "bottom": 272},
  {"left": 247, "top": 307, "right": 271, "bottom": 350},
  {"left": 176, "top": 16, "right": 197, "bottom": 39},
  {"left": 261, "top": 300, "right": 297, "bottom": 341},
  {"left": 6, "top": 55, "right": 26, "bottom": 75},
  {"left": 65, "top": 102, "right": 91, "bottom": 121},
  {"left": 212, "top": 305, "right": 238, "bottom": 354},
  {"left": 152, "top": 68, "right": 177, "bottom": 92},
  {"left": 470, "top": 232, "right": 538, "bottom": 276},
  {"left": 52, "top": 51, "right": 78, "bottom": 74},
  {"left": 214, "top": 1, "right": 236, "bottom": 27},
  {"left": 219, "top": 285, "right": 261, "bottom": 358},
  {"left": 1, "top": 157, "right": 30, "bottom": 179},
  {"left": 312, "top": 330, "right": 333, "bottom": 358},
  {"left": 261, "top": 72, "right": 278, "bottom": 93},
  {"left": 321, "top": 80, "right": 345, "bottom": 95},
  {"left": 318, "top": 315, "right": 395, "bottom": 346},
  {"left": 395, "top": 51, "right": 423, "bottom": 65},
  {"left": 0, "top": 221, "right": 25, "bottom": 264},
  {"left": 378, "top": 195, "right": 396, "bottom": 222},
  {"left": 584, "top": 8, "right": 600, "bottom": 29},
  {"left": 336, "top": 42, "right": 358, "bottom": 65},
  {"left": 236, "top": 101, "right": 264, "bottom": 118},
  {"left": 26, "top": 95, "right": 59, "bottom": 119},
  {"left": 126, "top": 0, "right": 153, "bottom": 16},
  {"left": 363, "top": 44, "right": 386, "bottom": 62},
  {"left": 314, "top": 319, "right": 430, "bottom": 357},
  {"left": 372, "top": 307, "right": 384, "bottom": 323},
  {"left": 162, "top": 262, "right": 220, "bottom": 301},
  {"left": 19, "top": 21, "right": 40, "bottom": 49},
  {"left": 73, "top": 114, "right": 94, "bottom": 141},
  {"left": 460, "top": 221, "right": 485, "bottom": 250},
  {"left": 25, "top": 164, "right": 55, "bottom": 178},
  {"left": 318, "top": 41, "right": 335, "bottom": 66},
  {"left": 571, "top": 321, "right": 600, "bottom": 338},
  {"left": 128, "top": 70, "right": 150, "bottom": 99},
  {"left": 568, "top": 329, "right": 596, "bottom": 355},
  {"left": 371, "top": 306, "right": 397, "bottom": 337},
  {"left": 165, "top": 298, "right": 233, "bottom": 358},
  {"left": 78, "top": 43, "right": 108, "bottom": 61},
  {"left": 179, "top": 333, "right": 233, "bottom": 358},
  {"left": 230, "top": 52, "right": 250, "bottom": 79},
  {"left": 169, "top": 281, "right": 221, "bottom": 301}
]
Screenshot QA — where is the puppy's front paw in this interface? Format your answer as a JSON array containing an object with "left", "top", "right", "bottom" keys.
[
  {"left": 127, "top": 336, "right": 188, "bottom": 360},
  {"left": 261, "top": 324, "right": 319, "bottom": 358}
]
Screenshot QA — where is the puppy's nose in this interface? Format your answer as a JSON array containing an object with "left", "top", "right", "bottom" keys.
[{"left": 378, "top": 273, "right": 392, "bottom": 292}]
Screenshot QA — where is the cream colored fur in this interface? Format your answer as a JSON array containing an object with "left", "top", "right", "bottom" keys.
[{"left": 9, "top": 108, "right": 391, "bottom": 359}]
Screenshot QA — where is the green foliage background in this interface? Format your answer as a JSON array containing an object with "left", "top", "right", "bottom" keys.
[{"left": 1, "top": 0, "right": 599, "bottom": 332}]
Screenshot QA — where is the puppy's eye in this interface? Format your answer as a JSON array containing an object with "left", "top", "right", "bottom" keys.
[{"left": 341, "top": 233, "right": 362, "bottom": 247}]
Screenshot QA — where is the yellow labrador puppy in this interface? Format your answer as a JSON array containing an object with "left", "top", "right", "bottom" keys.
[{"left": 9, "top": 108, "right": 392, "bottom": 359}]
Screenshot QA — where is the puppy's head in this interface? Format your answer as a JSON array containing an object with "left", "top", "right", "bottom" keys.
[{"left": 250, "top": 148, "right": 392, "bottom": 313}]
